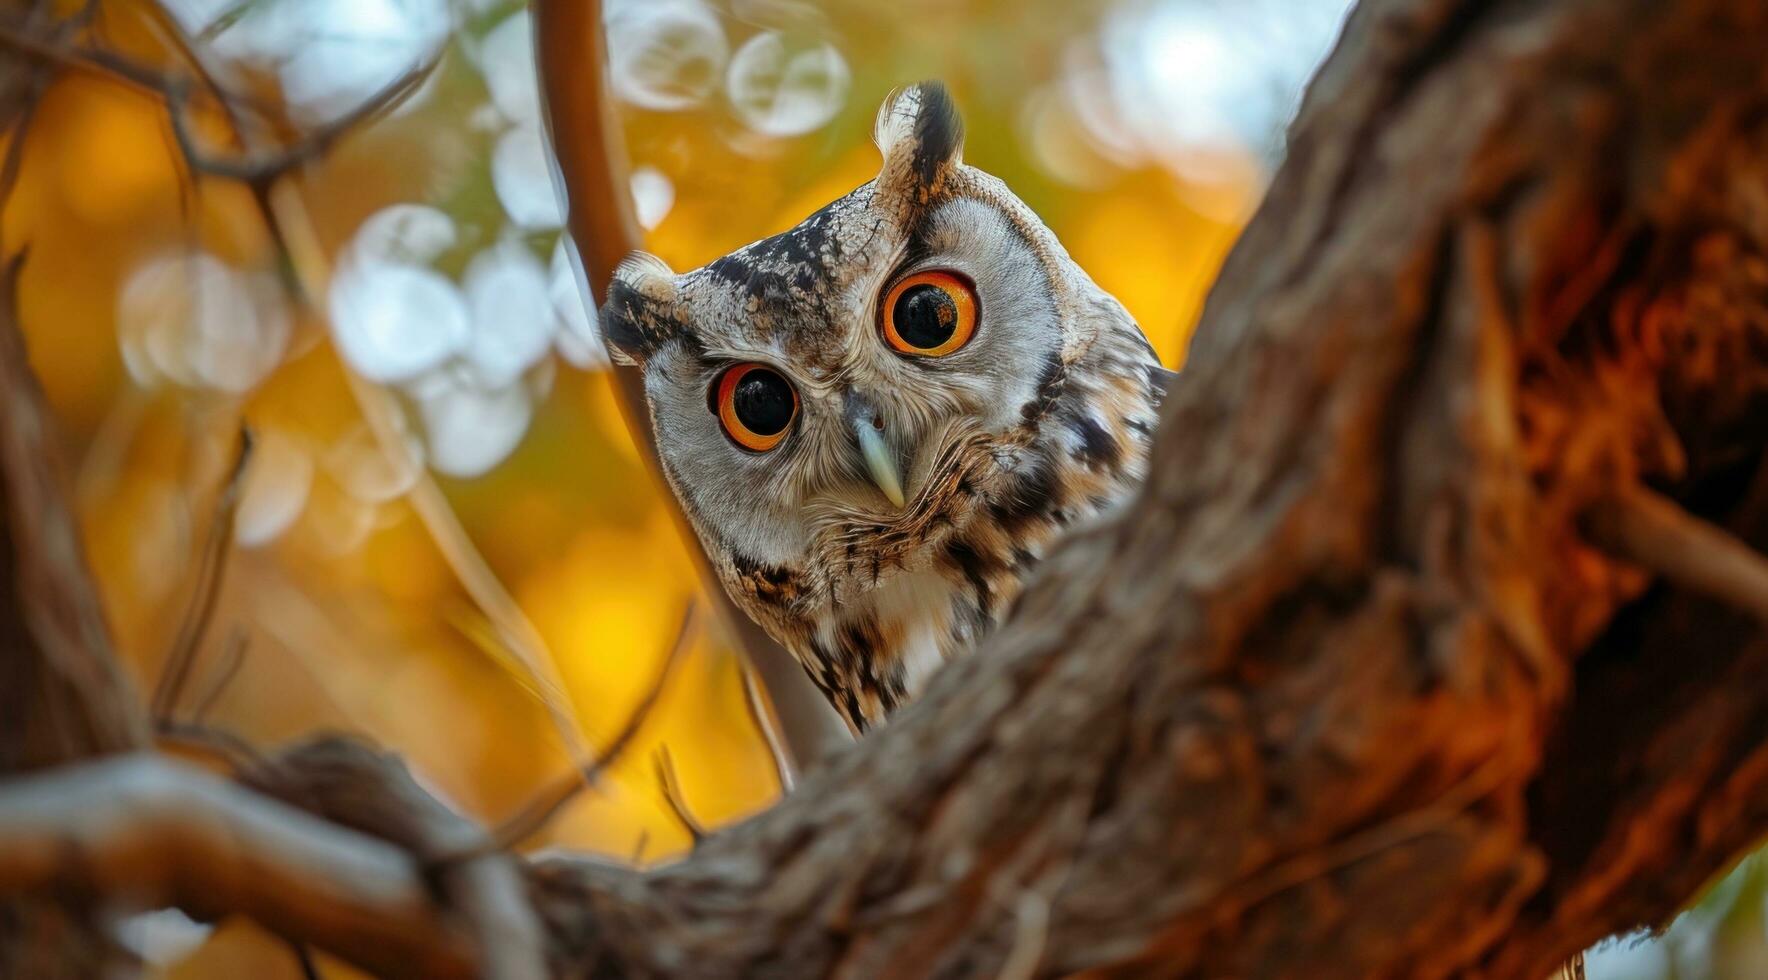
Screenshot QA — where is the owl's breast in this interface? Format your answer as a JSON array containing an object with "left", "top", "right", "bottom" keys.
[{"left": 785, "top": 443, "right": 1138, "bottom": 732}]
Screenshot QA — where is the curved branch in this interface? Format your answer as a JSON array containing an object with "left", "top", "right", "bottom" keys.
[
  {"left": 6, "top": 0, "right": 1768, "bottom": 977},
  {"left": 0, "top": 755, "right": 478, "bottom": 979},
  {"left": 532, "top": 0, "right": 851, "bottom": 775}
]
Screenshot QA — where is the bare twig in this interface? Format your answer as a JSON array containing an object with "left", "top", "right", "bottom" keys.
[
  {"left": 240, "top": 738, "right": 547, "bottom": 980},
  {"left": 131, "top": 0, "right": 251, "bottom": 149},
  {"left": 155, "top": 720, "right": 266, "bottom": 771},
  {"left": 189, "top": 628, "right": 248, "bottom": 723},
  {"left": 486, "top": 601, "right": 698, "bottom": 851},
  {"left": 1582, "top": 485, "right": 1768, "bottom": 627},
  {"left": 651, "top": 744, "right": 705, "bottom": 845},
  {"left": 289, "top": 941, "right": 323, "bottom": 980},
  {"left": 0, "top": 79, "right": 40, "bottom": 254},
  {"left": 0, "top": 755, "right": 477, "bottom": 978},
  {"left": 0, "top": 249, "right": 147, "bottom": 768},
  {"left": 163, "top": 54, "right": 437, "bottom": 186},
  {"left": 741, "top": 660, "right": 795, "bottom": 793},
  {"left": 0, "top": 16, "right": 434, "bottom": 189},
  {"left": 151, "top": 426, "right": 252, "bottom": 722}
]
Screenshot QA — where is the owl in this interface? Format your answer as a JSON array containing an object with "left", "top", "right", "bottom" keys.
[{"left": 602, "top": 83, "right": 1170, "bottom": 732}]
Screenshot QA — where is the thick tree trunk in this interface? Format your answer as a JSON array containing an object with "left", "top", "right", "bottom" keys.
[
  {"left": 3, "top": 0, "right": 1768, "bottom": 976},
  {"left": 525, "top": 0, "right": 1768, "bottom": 975}
]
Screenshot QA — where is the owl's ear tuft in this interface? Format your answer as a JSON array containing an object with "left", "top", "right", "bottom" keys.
[
  {"left": 600, "top": 252, "right": 682, "bottom": 367},
  {"left": 873, "top": 81, "right": 965, "bottom": 206}
]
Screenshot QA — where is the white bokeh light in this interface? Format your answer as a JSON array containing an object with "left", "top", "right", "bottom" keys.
[
  {"left": 167, "top": 0, "right": 448, "bottom": 122},
  {"left": 480, "top": 9, "right": 541, "bottom": 126},
  {"left": 115, "top": 910, "right": 213, "bottom": 969},
  {"left": 551, "top": 236, "right": 609, "bottom": 371},
  {"left": 630, "top": 166, "right": 676, "bottom": 231},
  {"left": 1097, "top": 0, "right": 1356, "bottom": 173},
  {"left": 235, "top": 428, "right": 315, "bottom": 548},
  {"left": 726, "top": 32, "right": 850, "bottom": 138},
  {"left": 416, "top": 368, "right": 534, "bottom": 478},
  {"left": 328, "top": 260, "right": 471, "bottom": 383},
  {"left": 463, "top": 243, "right": 556, "bottom": 387},
  {"left": 118, "top": 252, "right": 290, "bottom": 393},
  {"left": 605, "top": 0, "right": 728, "bottom": 111},
  {"left": 350, "top": 203, "right": 458, "bottom": 267},
  {"left": 493, "top": 123, "right": 566, "bottom": 230},
  {"left": 326, "top": 421, "right": 424, "bottom": 503}
]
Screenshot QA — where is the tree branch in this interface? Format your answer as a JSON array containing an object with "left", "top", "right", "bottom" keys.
[
  {"left": 5, "top": 0, "right": 1768, "bottom": 976},
  {"left": 0, "top": 252, "right": 145, "bottom": 770},
  {"left": 0, "top": 755, "right": 479, "bottom": 979},
  {"left": 531, "top": 0, "right": 851, "bottom": 775}
]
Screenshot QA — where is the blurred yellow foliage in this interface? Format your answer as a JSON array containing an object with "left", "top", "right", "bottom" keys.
[{"left": 2, "top": 1, "right": 1277, "bottom": 974}]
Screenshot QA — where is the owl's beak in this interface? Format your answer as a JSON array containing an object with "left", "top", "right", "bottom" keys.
[{"left": 849, "top": 407, "right": 906, "bottom": 509}]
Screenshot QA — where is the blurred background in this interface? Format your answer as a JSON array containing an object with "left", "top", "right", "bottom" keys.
[{"left": 0, "top": 0, "right": 1760, "bottom": 975}]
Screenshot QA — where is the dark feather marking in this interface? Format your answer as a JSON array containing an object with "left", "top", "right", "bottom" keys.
[
  {"left": 1146, "top": 363, "right": 1180, "bottom": 404},
  {"left": 703, "top": 254, "right": 801, "bottom": 306},
  {"left": 943, "top": 538, "right": 996, "bottom": 619},
  {"left": 600, "top": 278, "right": 688, "bottom": 360},
  {"left": 1070, "top": 415, "right": 1122, "bottom": 471},
  {"left": 990, "top": 457, "right": 1060, "bottom": 527},
  {"left": 1019, "top": 352, "right": 1065, "bottom": 427},
  {"left": 909, "top": 82, "right": 964, "bottom": 196},
  {"left": 843, "top": 690, "right": 865, "bottom": 732},
  {"left": 730, "top": 553, "right": 801, "bottom": 608}
]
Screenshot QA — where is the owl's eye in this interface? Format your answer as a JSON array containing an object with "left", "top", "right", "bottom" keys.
[
  {"left": 882, "top": 270, "right": 978, "bottom": 357},
  {"left": 714, "top": 363, "right": 798, "bottom": 452}
]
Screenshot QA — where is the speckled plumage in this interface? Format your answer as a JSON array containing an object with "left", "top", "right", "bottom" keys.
[{"left": 602, "top": 83, "right": 1169, "bottom": 732}]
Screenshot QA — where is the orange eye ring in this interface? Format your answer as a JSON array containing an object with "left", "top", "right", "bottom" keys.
[
  {"left": 882, "top": 270, "right": 978, "bottom": 357},
  {"left": 715, "top": 363, "right": 798, "bottom": 452}
]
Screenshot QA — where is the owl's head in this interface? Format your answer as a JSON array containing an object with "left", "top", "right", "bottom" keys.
[{"left": 602, "top": 83, "right": 1132, "bottom": 605}]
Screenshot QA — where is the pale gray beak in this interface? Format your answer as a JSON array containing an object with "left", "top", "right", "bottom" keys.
[
  {"left": 852, "top": 410, "right": 905, "bottom": 505},
  {"left": 855, "top": 419, "right": 906, "bottom": 508}
]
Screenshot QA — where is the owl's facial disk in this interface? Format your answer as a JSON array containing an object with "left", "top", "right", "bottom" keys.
[{"left": 600, "top": 82, "right": 1095, "bottom": 587}]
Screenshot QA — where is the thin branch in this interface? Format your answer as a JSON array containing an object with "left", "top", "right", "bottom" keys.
[
  {"left": 0, "top": 73, "right": 41, "bottom": 255},
  {"left": 163, "top": 53, "right": 437, "bottom": 186},
  {"left": 532, "top": 0, "right": 850, "bottom": 777},
  {"left": 239, "top": 737, "right": 548, "bottom": 980},
  {"left": 741, "top": 659, "right": 795, "bottom": 793},
  {"left": 132, "top": 0, "right": 250, "bottom": 149},
  {"left": 155, "top": 720, "right": 266, "bottom": 771},
  {"left": 289, "top": 941, "right": 323, "bottom": 980},
  {"left": 484, "top": 601, "right": 698, "bottom": 851},
  {"left": 0, "top": 755, "right": 477, "bottom": 978},
  {"left": 151, "top": 426, "right": 252, "bottom": 722},
  {"left": 651, "top": 744, "right": 705, "bottom": 845},
  {"left": 0, "top": 247, "right": 148, "bottom": 766},
  {"left": 189, "top": 628, "right": 249, "bottom": 723},
  {"left": 0, "top": 16, "right": 434, "bottom": 188},
  {"left": 1582, "top": 485, "right": 1768, "bottom": 627}
]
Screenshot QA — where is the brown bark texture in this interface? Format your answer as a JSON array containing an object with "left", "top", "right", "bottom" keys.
[
  {"left": 524, "top": 0, "right": 1768, "bottom": 973},
  {"left": 4, "top": 0, "right": 1768, "bottom": 976}
]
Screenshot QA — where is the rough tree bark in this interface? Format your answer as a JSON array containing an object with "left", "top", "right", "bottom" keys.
[
  {"left": 519, "top": 0, "right": 1768, "bottom": 973},
  {"left": 3, "top": 0, "right": 1768, "bottom": 976}
]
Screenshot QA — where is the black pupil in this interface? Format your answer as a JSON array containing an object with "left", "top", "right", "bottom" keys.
[
  {"left": 894, "top": 283, "right": 958, "bottom": 349},
  {"left": 732, "top": 369, "right": 794, "bottom": 437}
]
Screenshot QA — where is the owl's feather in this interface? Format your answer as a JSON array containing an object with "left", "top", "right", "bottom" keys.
[{"left": 603, "top": 82, "right": 1168, "bottom": 732}]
